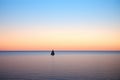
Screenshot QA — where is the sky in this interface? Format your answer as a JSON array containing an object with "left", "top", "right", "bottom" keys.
[{"left": 0, "top": 0, "right": 120, "bottom": 50}]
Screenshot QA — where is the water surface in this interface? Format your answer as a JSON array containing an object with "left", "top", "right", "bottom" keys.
[{"left": 0, "top": 51, "right": 120, "bottom": 80}]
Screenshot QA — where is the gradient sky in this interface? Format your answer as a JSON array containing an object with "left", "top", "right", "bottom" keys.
[{"left": 0, "top": 0, "right": 120, "bottom": 50}]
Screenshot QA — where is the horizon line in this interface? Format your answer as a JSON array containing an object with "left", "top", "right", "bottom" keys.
[{"left": 0, "top": 50, "right": 120, "bottom": 52}]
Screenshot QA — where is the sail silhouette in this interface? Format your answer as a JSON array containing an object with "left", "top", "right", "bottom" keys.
[{"left": 51, "top": 50, "right": 55, "bottom": 56}]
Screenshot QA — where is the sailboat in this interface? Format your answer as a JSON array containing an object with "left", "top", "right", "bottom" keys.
[{"left": 51, "top": 50, "right": 55, "bottom": 56}]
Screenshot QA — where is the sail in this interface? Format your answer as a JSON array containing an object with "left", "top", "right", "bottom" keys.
[{"left": 51, "top": 50, "right": 55, "bottom": 56}]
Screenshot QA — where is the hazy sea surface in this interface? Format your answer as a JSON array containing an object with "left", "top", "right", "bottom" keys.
[{"left": 0, "top": 51, "right": 120, "bottom": 80}]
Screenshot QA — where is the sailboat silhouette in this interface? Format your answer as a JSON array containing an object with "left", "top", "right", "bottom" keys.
[{"left": 51, "top": 50, "right": 55, "bottom": 56}]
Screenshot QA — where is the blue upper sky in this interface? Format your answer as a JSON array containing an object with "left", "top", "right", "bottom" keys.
[{"left": 0, "top": 0, "right": 120, "bottom": 29}]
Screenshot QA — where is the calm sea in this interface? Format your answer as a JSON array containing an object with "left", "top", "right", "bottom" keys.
[{"left": 0, "top": 51, "right": 120, "bottom": 80}]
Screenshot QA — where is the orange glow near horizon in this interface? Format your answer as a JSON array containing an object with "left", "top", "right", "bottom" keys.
[{"left": 0, "top": 28, "right": 120, "bottom": 51}]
